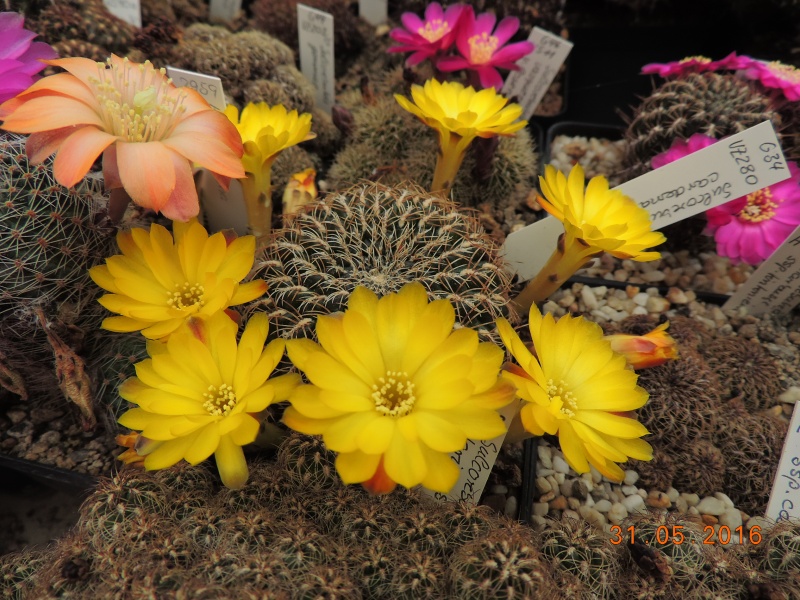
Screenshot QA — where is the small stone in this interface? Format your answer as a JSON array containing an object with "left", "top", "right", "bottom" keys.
[
  {"left": 584, "top": 495, "right": 595, "bottom": 508},
  {"left": 697, "top": 497, "right": 726, "bottom": 516},
  {"left": 701, "top": 514, "right": 719, "bottom": 526},
  {"left": 675, "top": 497, "right": 688, "bottom": 514},
  {"left": 666, "top": 487, "right": 679, "bottom": 502},
  {"left": 746, "top": 516, "right": 774, "bottom": 533},
  {"left": 38, "top": 431, "right": 61, "bottom": 445},
  {"left": 642, "top": 270, "right": 666, "bottom": 282},
  {"left": 547, "top": 475, "right": 559, "bottom": 492},
  {"left": 567, "top": 497, "right": 582, "bottom": 510},
  {"left": 714, "top": 492, "right": 735, "bottom": 509},
  {"left": 538, "top": 444, "right": 553, "bottom": 468},
  {"left": 719, "top": 507, "right": 742, "bottom": 530},
  {"left": 571, "top": 480, "right": 589, "bottom": 500},
  {"left": 688, "top": 506, "right": 700, "bottom": 516},
  {"left": 504, "top": 495, "right": 518, "bottom": 518},
  {"left": 779, "top": 386, "right": 800, "bottom": 404},
  {"left": 581, "top": 286, "right": 599, "bottom": 310},
  {"left": 554, "top": 472, "right": 566, "bottom": 485},
  {"left": 491, "top": 484, "right": 509, "bottom": 495},
  {"left": 632, "top": 292, "right": 649, "bottom": 306},
  {"left": 560, "top": 480, "right": 573, "bottom": 497},
  {"left": 681, "top": 493, "right": 700, "bottom": 507},
  {"left": 6, "top": 410, "right": 25, "bottom": 425},
  {"left": 594, "top": 499, "right": 612, "bottom": 513},
  {"left": 666, "top": 287, "right": 689, "bottom": 304},
  {"left": 539, "top": 490, "right": 555, "bottom": 503},
  {"left": 538, "top": 468, "right": 555, "bottom": 477},
  {"left": 552, "top": 455, "right": 570, "bottom": 474},
  {"left": 579, "top": 506, "right": 606, "bottom": 528},
  {"left": 530, "top": 515, "right": 548, "bottom": 529},
  {"left": 631, "top": 306, "right": 648, "bottom": 316},
  {"left": 623, "top": 470, "right": 639, "bottom": 486},
  {"left": 550, "top": 496, "right": 568, "bottom": 511},
  {"left": 739, "top": 324, "right": 758, "bottom": 339},
  {"left": 646, "top": 491, "right": 672, "bottom": 509},
  {"left": 563, "top": 509, "right": 581, "bottom": 521},
  {"left": 621, "top": 485, "right": 639, "bottom": 496},
  {"left": 536, "top": 477, "right": 552, "bottom": 494},
  {"left": 532, "top": 502, "right": 549, "bottom": 517},
  {"left": 608, "top": 502, "right": 629, "bottom": 523},
  {"left": 625, "top": 285, "right": 640, "bottom": 298},
  {"left": 646, "top": 296, "right": 670, "bottom": 313},
  {"left": 590, "top": 466, "right": 602, "bottom": 484},
  {"left": 622, "top": 494, "right": 646, "bottom": 514}
]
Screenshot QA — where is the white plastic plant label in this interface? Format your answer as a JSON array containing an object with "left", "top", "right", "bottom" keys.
[
  {"left": 197, "top": 169, "right": 249, "bottom": 236},
  {"left": 165, "top": 66, "right": 226, "bottom": 112},
  {"left": 102, "top": 0, "right": 141, "bottom": 28},
  {"left": 298, "top": 4, "right": 336, "bottom": 115},
  {"left": 502, "top": 121, "right": 790, "bottom": 282},
  {"left": 765, "top": 402, "right": 800, "bottom": 524},
  {"left": 209, "top": 0, "right": 242, "bottom": 22},
  {"left": 422, "top": 400, "right": 520, "bottom": 504},
  {"left": 359, "top": 0, "right": 388, "bottom": 25},
  {"left": 503, "top": 27, "right": 573, "bottom": 120},
  {"left": 723, "top": 226, "right": 800, "bottom": 317}
]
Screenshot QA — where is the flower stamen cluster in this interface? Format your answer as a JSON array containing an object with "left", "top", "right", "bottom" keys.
[{"left": 372, "top": 371, "right": 416, "bottom": 417}]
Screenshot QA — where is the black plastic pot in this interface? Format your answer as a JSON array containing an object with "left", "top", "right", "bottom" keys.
[{"left": 0, "top": 453, "right": 98, "bottom": 494}]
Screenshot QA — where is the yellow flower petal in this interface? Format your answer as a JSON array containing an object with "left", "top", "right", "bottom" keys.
[
  {"left": 419, "top": 443, "right": 461, "bottom": 494},
  {"left": 184, "top": 425, "right": 220, "bottom": 465},
  {"left": 214, "top": 435, "right": 249, "bottom": 489},
  {"left": 335, "top": 450, "right": 381, "bottom": 485},
  {"left": 383, "top": 431, "right": 427, "bottom": 489}
]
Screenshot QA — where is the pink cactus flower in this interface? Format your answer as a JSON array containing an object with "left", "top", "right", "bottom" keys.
[
  {"left": 740, "top": 59, "right": 800, "bottom": 102},
  {"left": 388, "top": 2, "right": 466, "bottom": 67},
  {"left": 652, "top": 133, "right": 800, "bottom": 265},
  {"left": 641, "top": 52, "right": 754, "bottom": 79},
  {"left": 436, "top": 6, "right": 534, "bottom": 91},
  {"left": 0, "top": 12, "right": 57, "bottom": 104}
]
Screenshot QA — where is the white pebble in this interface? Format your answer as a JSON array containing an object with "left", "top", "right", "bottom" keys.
[
  {"left": 621, "top": 485, "right": 639, "bottom": 496},
  {"left": 666, "top": 487, "right": 679, "bottom": 502},
  {"left": 675, "top": 497, "right": 688, "bottom": 514},
  {"left": 538, "top": 468, "right": 555, "bottom": 477},
  {"left": 714, "top": 492, "right": 735, "bottom": 509},
  {"left": 554, "top": 472, "right": 566, "bottom": 485},
  {"left": 646, "top": 296, "right": 670, "bottom": 313},
  {"left": 594, "top": 499, "right": 612, "bottom": 513},
  {"left": 552, "top": 455, "right": 570, "bottom": 474},
  {"left": 538, "top": 444, "right": 553, "bottom": 469},
  {"left": 532, "top": 502, "right": 549, "bottom": 517},
  {"left": 696, "top": 497, "right": 726, "bottom": 516},
  {"left": 608, "top": 502, "right": 629, "bottom": 523},
  {"left": 719, "top": 507, "right": 743, "bottom": 530},
  {"left": 579, "top": 506, "right": 606, "bottom": 528},
  {"left": 631, "top": 306, "right": 648, "bottom": 315},
  {"left": 623, "top": 470, "right": 639, "bottom": 486},
  {"left": 681, "top": 493, "right": 700, "bottom": 507},
  {"left": 622, "top": 494, "right": 646, "bottom": 514},
  {"left": 536, "top": 477, "right": 552, "bottom": 494},
  {"left": 504, "top": 495, "right": 518, "bottom": 518},
  {"left": 581, "top": 286, "right": 599, "bottom": 310},
  {"left": 779, "top": 386, "right": 800, "bottom": 404},
  {"left": 564, "top": 509, "right": 581, "bottom": 521}
]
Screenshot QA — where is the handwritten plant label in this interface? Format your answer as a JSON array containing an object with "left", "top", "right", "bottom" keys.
[
  {"left": 209, "top": 0, "right": 242, "bottom": 22},
  {"left": 503, "top": 27, "right": 573, "bottom": 120},
  {"left": 723, "top": 226, "right": 800, "bottom": 316},
  {"left": 102, "top": 0, "right": 141, "bottom": 28},
  {"left": 165, "top": 67, "right": 226, "bottom": 111},
  {"left": 197, "top": 169, "right": 249, "bottom": 236},
  {"left": 765, "top": 402, "right": 800, "bottom": 524},
  {"left": 298, "top": 4, "right": 335, "bottom": 115},
  {"left": 421, "top": 400, "right": 520, "bottom": 504},
  {"left": 502, "top": 121, "right": 790, "bottom": 282},
  {"left": 359, "top": 0, "right": 388, "bottom": 25}
]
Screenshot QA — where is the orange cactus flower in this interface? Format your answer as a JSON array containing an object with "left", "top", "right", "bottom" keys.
[
  {"left": 0, "top": 55, "right": 245, "bottom": 221},
  {"left": 605, "top": 322, "right": 679, "bottom": 370}
]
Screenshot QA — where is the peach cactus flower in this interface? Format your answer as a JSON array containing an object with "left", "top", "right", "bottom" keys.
[
  {"left": 605, "top": 322, "right": 679, "bottom": 370},
  {"left": 0, "top": 55, "right": 245, "bottom": 221}
]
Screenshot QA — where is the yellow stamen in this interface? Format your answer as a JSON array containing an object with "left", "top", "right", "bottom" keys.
[
  {"left": 738, "top": 188, "right": 778, "bottom": 223},
  {"left": 546, "top": 379, "right": 578, "bottom": 419},
  {"left": 166, "top": 282, "right": 205, "bottom": 309},
  {"left": 468, "top": 32, "right": 499, "bottom": 64},
  {"left": 679, "top": 55, "right": 711, "bottom": 65},
  {"left": 417, "top": 19, "right": 449, "bottom": 43},
  {"left": 202, "top": 383, "right": 237, "bottom": 416},
  {"left": 371, "top": 370, "right": 416, "bottom": 417}
]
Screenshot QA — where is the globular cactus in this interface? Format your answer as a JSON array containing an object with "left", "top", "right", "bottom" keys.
[
  {"left": 752, "top": 520, "right": 800, "bottom": 578},
  {"left": 387, "top": 552, "right": 448, "bottom": 600},
  {"left": 140, "top": 0, "right": 209, "bottom": 27},
  {"left": 713, "top": 399, "right": 788, "bottom": 515},
  {"left": 276, "top": 432, "right": 339, "bottom": 492},
  {"left": 701, "top": 336, "right": 784, "bottom": 409},
  {"left": 246, "top": 181, "right": 516, "bottom": 348},
  {"left": 294, "top": 565, "right": 362, "bottom": 600},
  {"left": 328, "top": 78, "right": 539, "bottom": 216},
  {"left": 449, "top": 528, "right": 562, "bottom": 599},
  {"left": 630, "top": 451, "right": 676, "bottom": 494},
  {"left": 622, "top": 72, "right": 787, "bottom": 180},
  {"left": 670, "top": 440, "right": 726, "bottom": 497},
  {"left": 539, "top": 517, "right": 624, "bottom": 598},
  {"left": 34, "top": 0, "right": 137, "bottom": 56}
]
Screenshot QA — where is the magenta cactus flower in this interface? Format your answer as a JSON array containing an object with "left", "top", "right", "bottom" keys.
[
  {"left": 740, "top": 59, "right": 800, "bottom": 102},
  {"left": 652, "top": 133, "right": 800, "bottom": 265},
  {"left": 0, "top": 12, "right": 58, "bottom": 104},
  {"left": 436, "top": 6, "right": 534, "bottom": 91},
  {"left": 388, "top": 2, "right": 466, "bottom": 67},
  {"left": 641, "top": 52, "right": 753, "bottom": 79}
]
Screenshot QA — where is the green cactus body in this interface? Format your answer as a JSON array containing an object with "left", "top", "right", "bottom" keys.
[{"left": 246, "top": 181, "right": 515, "bottom": 348}]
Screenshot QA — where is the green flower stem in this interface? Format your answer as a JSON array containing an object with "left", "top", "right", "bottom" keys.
[{"left": 511, "top": 233, "right": 602, "bottom": 315}]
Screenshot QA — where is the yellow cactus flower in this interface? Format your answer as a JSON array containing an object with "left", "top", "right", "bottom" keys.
[
  {"left": 89, "top": 218, "right": 266, "bottom": 340},
  {"left": 224, "top": 102, "right": 315, "bottom": 238},
  {"left": 117, "top": 312, "right": 300, "bottom": 489},
  {"left": 512, "top": 165, "right": 666, "bottom": 312},
  {"left": 496, "top": 304, "right": 653, "bottom": 482},
  {"left": 605, "top": 322, "right": 679, "bottom": 370},
  {"left": 395, "top": 79, "right": 526, "bottom": 196},
  {"left": 283, "top": 282, "right": 516, "bottom": 495},
  {"left": 282, "top": 167, "right": 317, "bottom": 216}
]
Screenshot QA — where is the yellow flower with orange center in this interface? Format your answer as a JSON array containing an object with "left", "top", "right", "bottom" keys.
[
  {"left": 605, "top": 322, "right": 679, "bottom": 370},
  {"left": 497, "top": 304, "right": 653, "bottom": 481},
  {"left": 283, "top": 282, "right": 515, "bottom": 494},
  {"left": 89, "top": 219, "right": 266, "bottom": 340}
]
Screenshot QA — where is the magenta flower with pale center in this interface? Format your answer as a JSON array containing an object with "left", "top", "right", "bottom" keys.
[
  {"left": 652, "top": 133, "right": 800, "bottom": 264},
  {"left": 436, "top": 6, "right": 534, "bottom": 91},
  {"left": 641, "top": 52, "right": 753, "bottom": 79},
  {"left": 388, "top": 2, "right": 466, "bottom": 67},
  {"left": 740, "top": 59, "right": 800, "bottom": 102},
  {"left": 0, "top": 12, "right": 57, "bottom": 104}
]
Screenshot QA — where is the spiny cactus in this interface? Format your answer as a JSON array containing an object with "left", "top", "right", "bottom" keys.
[
  {"left": 714, "top": 399, "right": 788, "bottom": 515},
  {"left": 140, "top": 0, "right": 209, "bottom": 27},
  {"left": 449, "top": 528, "right": 563, "bottom": 599},
  {"left": 388, "top": 552, "right": 448, "bottom": 599},
  {"left": 622, "top": 72, "right": 786, "bottom": 180},
  {"left": 277, "top": 433, "right": 339, "bottom": 492},
  {"left": 630, "top": 451, "right": 676, "bottom": 494},
  {"left": 753, "top": 520, "right": 800, "bottom": 578},
  {"left": 635, "top": 348, "right": 722, "bottom": 450},
  {"left": 246, "top": 181, "right": 516, "bottom": 348},
  {"left": 540, "top": 517, "right": 624, "bottom": 598},
  {"left": 701, "top": 336, "right": 784, "bottom": 409},
  {"left": 34, "top": 0, "right": 137, "bottom": 56},
  {"left": 670, "top": 440, "right": 726, "bottom": 497},
  {"left": 328, "top": 80, "right": 539, "bottom": 215}
]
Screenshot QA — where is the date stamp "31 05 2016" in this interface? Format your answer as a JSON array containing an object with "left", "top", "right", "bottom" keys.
[{"left": 609, "top": 524, "right": 764, "bottom": 546}]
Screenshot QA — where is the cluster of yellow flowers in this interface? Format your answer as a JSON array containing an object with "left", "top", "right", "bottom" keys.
[{"left": 1, "top": 55, "right": 676, "bottom": 494}]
